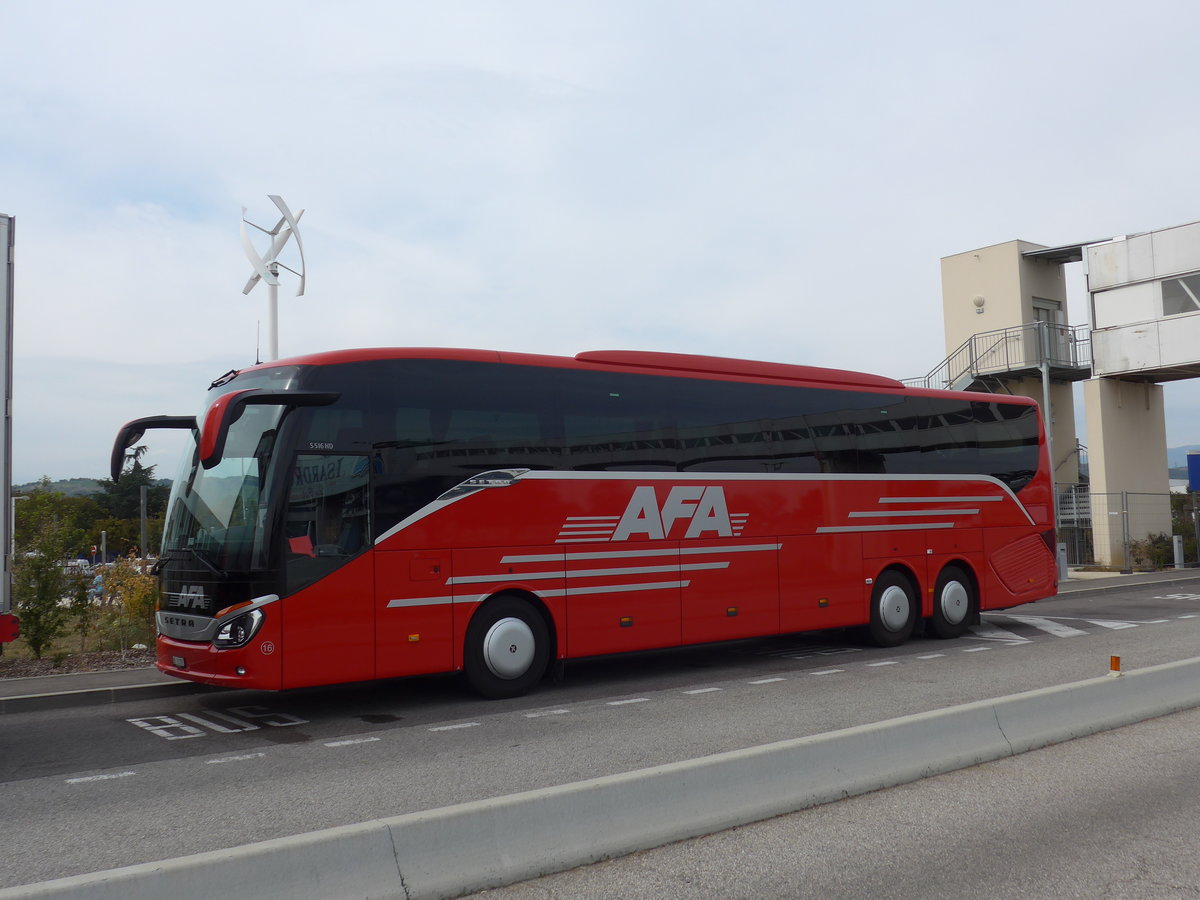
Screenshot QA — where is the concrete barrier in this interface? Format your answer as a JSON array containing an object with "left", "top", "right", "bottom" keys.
[{"left": 6, "top": 656, "right": 1200, "bottom": 900}]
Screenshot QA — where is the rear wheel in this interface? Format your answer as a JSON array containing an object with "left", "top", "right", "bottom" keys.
[
  {"left": 930, "top": 565, "right": 976, "bottom": 639},
  {"left": 867, "top": 571, "right": 917, "bottom": 648},
  {"left": 464, "top": 595, "right": 550, "bottom": 699}
]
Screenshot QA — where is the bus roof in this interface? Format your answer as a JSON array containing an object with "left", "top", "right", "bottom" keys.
[
  {"left": 254, "top": 346, "right": 907, "bottom": 389},
  {"left": 250, "top": 346, "right": 1034, "bottom": 405}
]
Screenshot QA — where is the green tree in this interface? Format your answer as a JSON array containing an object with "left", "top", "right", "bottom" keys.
[
  {"left": 14, "top": 479, "right": 104, "bottom": 560},
  {"left": 99, "top": 553, "right": 158, "bottom": 651},
  {"left": 97, "top": 449, "right": 170, "bottom": 522},
  {"left": 13, "top": 521, "right": 72, "bottom": 658},
  {"left": 94, "top": 450, "right": 170, "bottom": 557}
]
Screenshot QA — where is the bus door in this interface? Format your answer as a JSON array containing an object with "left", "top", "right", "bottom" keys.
[{"left": 280, "top": 453, "right": 375, "bottom": 688}]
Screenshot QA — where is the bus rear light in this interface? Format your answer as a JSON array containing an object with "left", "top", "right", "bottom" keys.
[
  {"left": 1040, "top": 529, "right": 1056, "bottom": 555},
  {"left": 213, "top": 609, "right": 265, "bottom": 649}
]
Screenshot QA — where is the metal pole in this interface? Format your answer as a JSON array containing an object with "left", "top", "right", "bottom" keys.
[
  {"left": 139, "top": 485, "right": 148, "bottom": 562},
  {"left": 101, "top": 530, "right": 107, "bottom": 566},
  {"left": 1039, "top": 321, "right": 1056, "bottom": 527},
  {"left": 1192, "top": 493, "right": 1199, "bottom": 566},
  {"left": 0, "top": 215, "right": 12, "bottom": 616},
  {"left": 267, "top": 262, "right": 279, "bottom": 361},
  {"left": 1121, "top": 491, "right": 1132, "bottom": 573}
]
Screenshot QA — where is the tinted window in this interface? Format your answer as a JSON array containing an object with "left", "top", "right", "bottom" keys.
[{"left": 301, "top": 358, "right": 1043, "bottom": 534}]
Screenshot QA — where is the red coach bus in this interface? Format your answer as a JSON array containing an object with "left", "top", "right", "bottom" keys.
[{"left": 112, "top": 348, "right": 1057, "bottom": 698}]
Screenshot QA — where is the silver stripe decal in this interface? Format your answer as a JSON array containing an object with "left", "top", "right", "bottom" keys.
[
  {"left": 537, "top": 580, "right": 690, "bottom": 598},
  {"left": 376, "top": 471, "right": 1035, "bottom": 542},
  {"left": 386, "top": 596, "right": 454, "bottom": 608},
  {"left": 848, "top": 509, "right": 979, "bottom": 518},
  {"left": 879, "top": 495, "right": 1002, "bottom": 503},
  {"left": 816, "top": 523, "right": 956, "bottom": 533},
  {"left": 502, "top": 543, "right": 783, "bottom": 564},
  {"left": 448, "top": 561, "right": 729, "bottom": 586}
]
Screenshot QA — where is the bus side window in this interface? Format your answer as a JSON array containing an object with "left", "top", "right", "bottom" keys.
[{"left": 285, "top": 454, "right": 371, "bottom": 595}]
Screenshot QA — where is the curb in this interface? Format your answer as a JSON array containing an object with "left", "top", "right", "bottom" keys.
[
  {"left": 5, "top": 655, "right": 1200, "bottom": 900},
  {"left": 1057, "top": 571, "right": 1200, "bottom": 596},
  {"left": 0, "top": 680, "right": 216, "bottom": 715}
]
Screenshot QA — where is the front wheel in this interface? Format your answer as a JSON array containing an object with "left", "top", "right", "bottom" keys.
[
  {"left": 867, "top": 571, "right": 917, "bottom": 648},
  {"left": 930, "top": 566, "right": 976, "bottom": 639},
  {"left": 464, "top": 595, "right": 551, "bottom": 699}
]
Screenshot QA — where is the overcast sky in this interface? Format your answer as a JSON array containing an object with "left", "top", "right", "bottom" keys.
[{"left": 3, "top": 1, "right": 1200, "bottom": 484}]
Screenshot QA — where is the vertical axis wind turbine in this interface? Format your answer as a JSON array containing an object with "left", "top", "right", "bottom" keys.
[{"left": 241, "top": 195, "right": 305, "bottom": 362}]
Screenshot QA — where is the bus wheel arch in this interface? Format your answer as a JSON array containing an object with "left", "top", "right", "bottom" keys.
[
  {"left": 463, "top": 591, "right": 554, "bottom": 699},
  {"left": 929, "top": 563, "right": 978, "bottom": 639},
  {"left": 867, "top": 566, "right": 919, "bottom": 648}
]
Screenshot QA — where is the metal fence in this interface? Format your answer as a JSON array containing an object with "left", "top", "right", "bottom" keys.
[{"left": 1055, "top": 485, "right": 1200, "bottom": 570}]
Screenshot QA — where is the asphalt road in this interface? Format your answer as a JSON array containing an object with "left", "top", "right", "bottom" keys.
[
  {"left": 462, "top": 703, "right": 1200, "bottom": 900},
  {"left": 3, "top": 577, "right": 1200, "bottom": 890}
]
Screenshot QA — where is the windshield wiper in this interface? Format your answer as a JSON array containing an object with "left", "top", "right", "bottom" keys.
[
  {"left": 187, "top": 547, "right": 227, "bottom": 578},
  {"left": 157, "top": 546, "right": 227, "bottom": 578},
  {"left": 209, "top": 369, "right": 241, "bottom": 390}
]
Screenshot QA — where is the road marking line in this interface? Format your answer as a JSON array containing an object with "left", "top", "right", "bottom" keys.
[
  {"left": 1004, "top": 615, "right": 1088, "bottom": 637},
  {"left": 916, "top": 653, "right": 945, "bottom": 659},
  {"left": 1180, "top": 614, "right": 1198, "bottom": 619},
  {"left": 206, "top": 753, "right": 266, "bottom": 765},
  {"left": 608, "top": 698, "right": 649, "bottom": 706},
  {"left": 1084, "top": 619, "right": 1138, "bottom": 630},
  {"left": 683, "top": 688, "right": 722, "bottom": 694},
  {"left": 811, "top": 669, "right": 843, "bottom": 676},
  {"left": 962, "top": 646, "right": 990, "bottom": 652},
  {"left": 866, "top": 661, "right": 899, "bottom": 667},
  {"left": 66, "top": 772, "right": 136, "bottom": 784},
  {"left": 324, "top": 737, "right": 381, "bottom": 747},
  {"left": 525, "top": 709, "right": 571, "bottom": 718},
  {"left": 748, "top": 677, "right": 785, "bottom": 684},
  {"left": 429, "top": 723, "right": 481, "bottom": 732}
]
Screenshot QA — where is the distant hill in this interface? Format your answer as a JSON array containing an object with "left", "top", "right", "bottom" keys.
[
  {"left": 1168, "top": 445, "right": 1200, "bottom": 468},
  {"left": 14, "top": 477, "right": 105, "bottom": 496},
  {"left": 14, "top": 477, "right": 170, "bottom": 497}
]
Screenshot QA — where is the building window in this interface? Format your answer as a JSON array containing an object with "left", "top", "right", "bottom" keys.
[{"left": 1162, "top": 275, "right": 1200, "bottom": 317}]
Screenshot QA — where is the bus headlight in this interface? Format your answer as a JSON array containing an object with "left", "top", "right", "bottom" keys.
[{"left": 213, "top": 609, "right": 265, "bottom": 649}]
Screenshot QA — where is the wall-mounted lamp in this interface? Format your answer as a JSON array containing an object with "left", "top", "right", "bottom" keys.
[{"left": 972, "top": 295, "right": 985, "bottom": 315}]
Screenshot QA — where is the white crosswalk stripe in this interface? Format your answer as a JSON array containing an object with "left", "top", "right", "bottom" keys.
[
  {"left": 1002, "top": 615, "right": 1089, "bottom": 637},
  {"left": 967, "top": 625, "right": 1030, "bottom": 644}
]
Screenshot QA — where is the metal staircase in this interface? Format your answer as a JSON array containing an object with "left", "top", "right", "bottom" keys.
[{"left": 904, "top": 321, "right": 1092, "bottom": 392}]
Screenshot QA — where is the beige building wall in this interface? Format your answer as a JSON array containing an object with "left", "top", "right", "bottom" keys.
[
  {"left": 940, "top": 240, "right": 1068, "bottom": 354},
  {"left": 940, "top": 241, "right": 1078, "bottom": 484},
  {"left": 1082, "top": 378, "right": 1171, "bottom": 567}
]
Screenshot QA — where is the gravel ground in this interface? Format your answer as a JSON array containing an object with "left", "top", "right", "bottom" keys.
[{"left": 0, "top": 648, "right": 155, "bottom": 679}]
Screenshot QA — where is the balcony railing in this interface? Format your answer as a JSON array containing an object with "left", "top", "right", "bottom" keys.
[{"left": 904, "top": 322, "right": 1092, "bottom": 391}]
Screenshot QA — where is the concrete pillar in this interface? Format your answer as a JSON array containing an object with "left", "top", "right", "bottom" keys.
[{"left": 1083, "top": 378, "right": 1171, "bottom": 567}]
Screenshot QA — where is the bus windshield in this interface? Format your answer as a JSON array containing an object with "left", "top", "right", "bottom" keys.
[{"left": 161, "top": 367, "right": 303, "bottom": 573}]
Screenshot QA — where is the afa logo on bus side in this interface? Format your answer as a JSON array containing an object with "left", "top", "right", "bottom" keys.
[{"left": 614, "top": 485, "right": 734, "bottom": 540}]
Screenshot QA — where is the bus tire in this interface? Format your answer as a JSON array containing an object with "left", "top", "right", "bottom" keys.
[
  {"left": 464, "top": 595, "right": 550, "bottom": 699},
  {"left": 930, "top": 565, "right": 975, "bottom": 640},
  {"left": 868, "top": 570, "right": 917, "bottom": 648}
]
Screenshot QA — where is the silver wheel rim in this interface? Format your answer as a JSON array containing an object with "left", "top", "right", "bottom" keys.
[
  {"left": 878, "top": 584, "right": 911, "bottom": 632},
  {"left": 482, "top": 616, "right": 536, "bottom": 680},
  {"left": 939, "top": 580, "right": 969, "bottom": 626}
]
